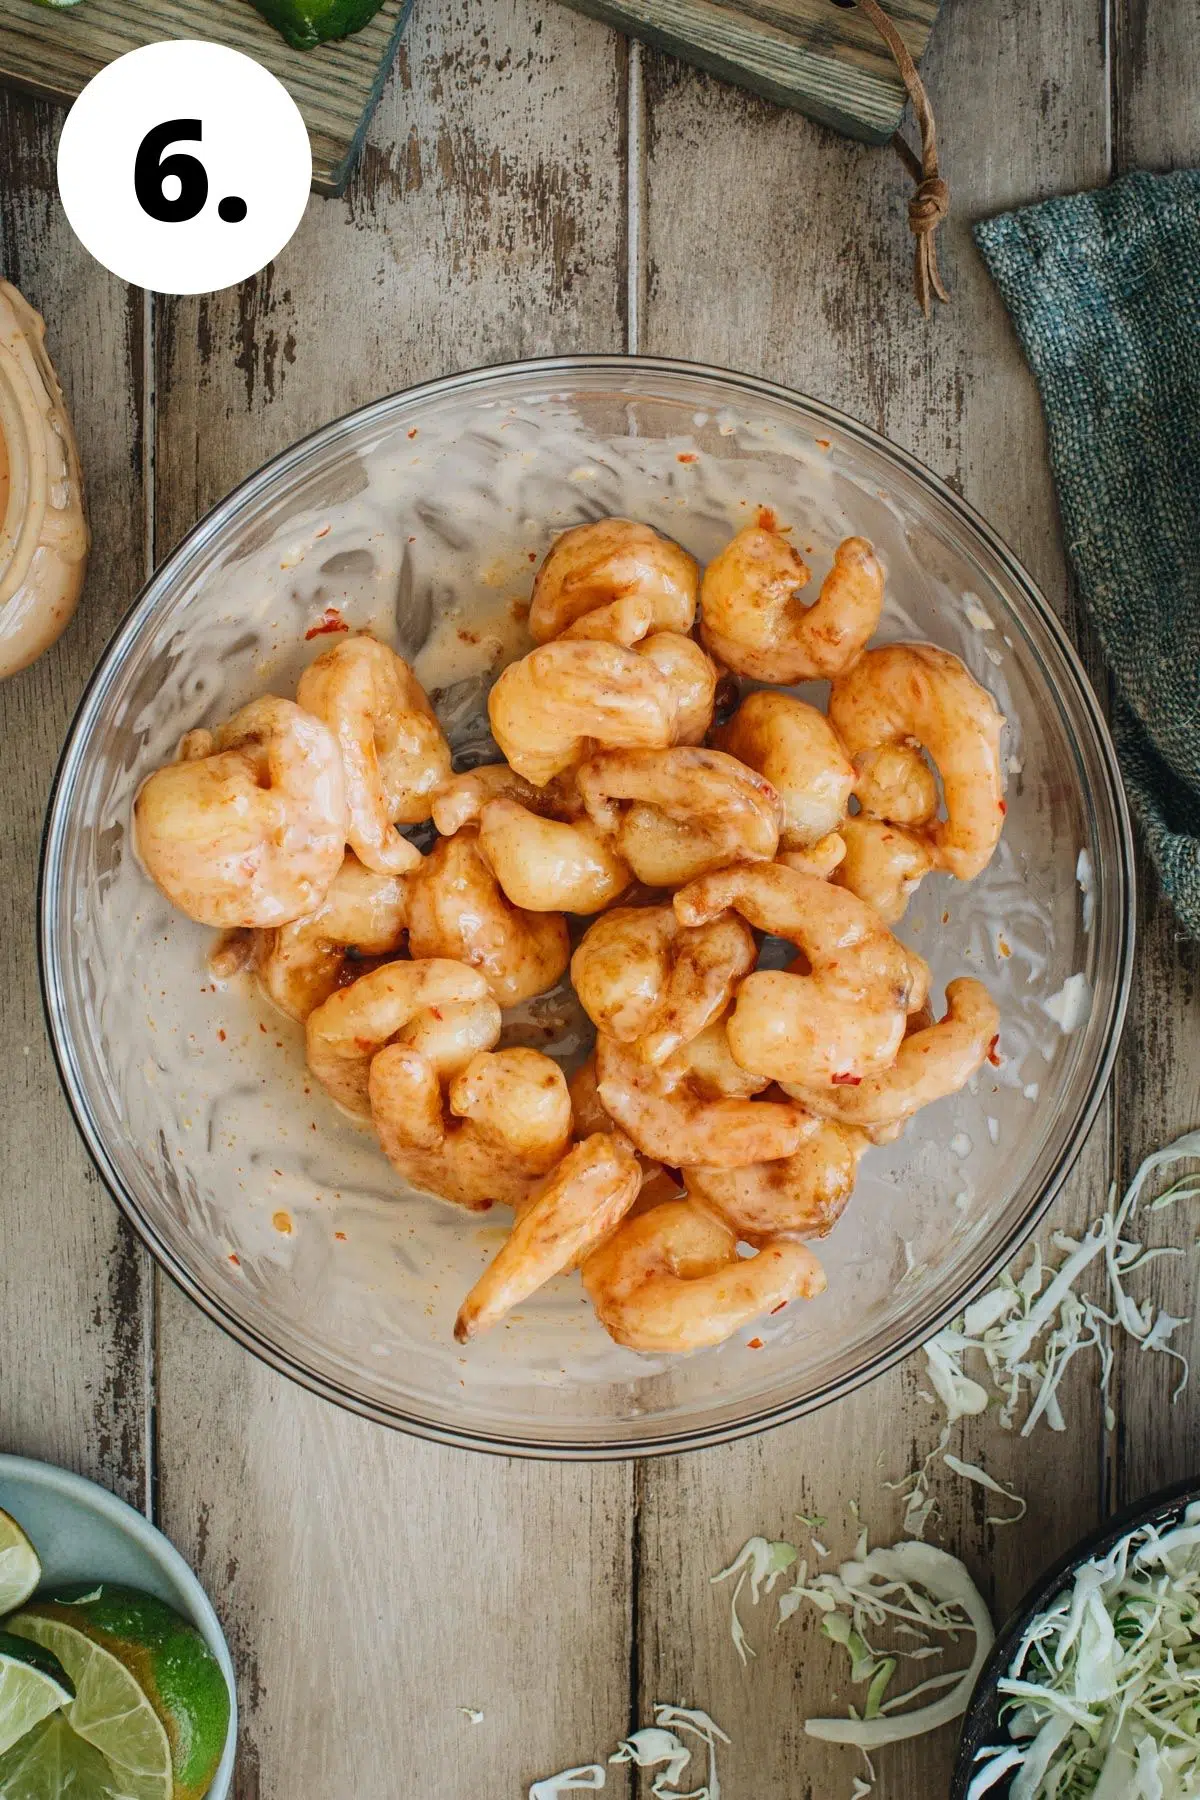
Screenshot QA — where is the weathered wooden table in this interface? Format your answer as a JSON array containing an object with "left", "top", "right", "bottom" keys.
[{"left": 2, "top": 3, "right": 1197, "bottom": 1793}]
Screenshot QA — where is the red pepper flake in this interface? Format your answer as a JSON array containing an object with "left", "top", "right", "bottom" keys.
[
  {"left": 217, "top": 1028, "right": 226, "bottom": 1042},
  {"left": 527, "top": 551, "right": 537, "bottom": 562},
  {"left": 334, "top": 1230, "right": 347, "bottom": 1242},
  {"left": 769, "top": 1301, "right": 788, "bottom": 1315},
  {"left": 407, "top": 428, "right": 418, "bottom": 439},
  {"left": 832, "top": 1071, "right": 862, "bottom": 1086},
  {"left": 228, "top": 1252, "right": 240, "bottom": 1267},
  {"left": 457, "top": 628, "right": 480, "bottom": 645},
  {"left": 986, "top": 1034, "right": 1002, "bottom": 1067},
  {"left": 747, "top": 1336, "right": 764, "bottom": 1349},
  {"left": 815, "top": 437, "right": 832, "bottom": 450},
  {"left": 677, "top": 451, "right": 699, "bottom": 464},
  {"left": 259, "top": 1022, "right": 267, "bottom": 1033},
  {"left": 429, "top": 1006, "right": 444, "bottom": 1020},
  {"left": 755, "top": 505, "right": 778, "bottom": 532},
  {"left": 305, "top": 607, "right": 348, "bottom": 639},
  {"left": 314, "top": 524, "right": 331, "bottom": 539},
  {"left": 941, "top": 910, "right": 951, "bottom": 926},
  {"left": 998, "top": 800, "right": 1008, "bottom": 815}
]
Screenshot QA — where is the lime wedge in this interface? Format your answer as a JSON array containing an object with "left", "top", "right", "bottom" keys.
[
  {"left": 0, "top": 1711, "right": 130, "bottom": 1798},
  {"left": 0, "top": 1510, "right": 41, "bottom": 1616},
  {"left": 0, "top": 1629, "right": 74, "bottom": 1757},
  {"left": 5, "top": 1612, "right": 172, "bottom": 1800}
]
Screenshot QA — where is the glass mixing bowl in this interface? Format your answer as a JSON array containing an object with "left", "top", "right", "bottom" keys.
[{"left": 40, "top": 357, "right": 1134, "bottom": 1457}]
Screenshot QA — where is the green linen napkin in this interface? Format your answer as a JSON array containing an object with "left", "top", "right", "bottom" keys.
[{"left": 974, "top": 170, "right": 1200, "bottom": 936}]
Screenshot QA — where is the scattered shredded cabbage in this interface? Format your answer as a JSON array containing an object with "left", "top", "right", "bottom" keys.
[
  {"left": 529, "top": 1705, "right": 729, "bottom": 1800},
  {"left": 968, "top": 1501, "right": 1200, "bottom": 1799},
  {"left": 898, "top": 1131, "right": 1200, "bottom": 1540}
]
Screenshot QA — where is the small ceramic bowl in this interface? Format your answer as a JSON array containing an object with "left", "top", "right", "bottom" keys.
[
  {"left": 952, "top": 1473, "right": 1200, "bottom": 1797},
  {"left": 0, "top": 1453, "right": 237, "bottom": 1800}
]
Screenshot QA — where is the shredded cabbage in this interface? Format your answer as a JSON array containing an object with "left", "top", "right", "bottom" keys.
[
  {"left": 969, "top": 1501, "right": 1200, "bottom": 1799},
  {"left": 529, "top": 1767, "right": 606, "bottom": 1797},
  {"left": 529, "top": 1705, "right": 729, "bottom": 1800}
]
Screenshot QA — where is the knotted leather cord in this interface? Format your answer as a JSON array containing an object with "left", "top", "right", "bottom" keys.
[{"left": 855, "top": 0, "right": 950, "bottom": 315}]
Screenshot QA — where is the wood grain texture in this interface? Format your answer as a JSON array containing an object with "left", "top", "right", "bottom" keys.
[
  {"left": 0, "top": 0, "right": 411, "bottom": 194},
  {"left": 635, "top": 1, "right": 1115, "bottom": 1792},
  {"left": 1106, "top": 0, "right": 1200, "bottom": 1509},
  {"left": 151, "top": 3, "right": 634, "bottom": 1794},
  {"left": 0, "top": 88, "right": 152, "bottom": 1507},
  {"left": 557, "top": 0, "right": 943, "bottom": 143}
]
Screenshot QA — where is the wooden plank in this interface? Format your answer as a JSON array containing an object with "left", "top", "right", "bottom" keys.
[
  {"left": 150, "top": 2, "right": 634, "bottom": 1793},
  {"left": 1107, "top": 0, "right": 1200, "bottom": 1507},
  {"left": 634, "top": 0, "right": 1113, "bottom": 1791},
  {"left": 0, "top": 0, "right": 411, "bottom": 194},
  {"left": 0, "top": 88, "right": 151, "bottom": 1507},
  {"left": 557, "top": 0, "right": 943, "bottom": 144}
]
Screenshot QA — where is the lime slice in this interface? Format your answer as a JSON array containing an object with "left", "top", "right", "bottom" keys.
[
  {"left": 0, "top": 1629, "right": 74, "bottom": 1757},
  {"left": 0, "top": 1510, "right": 41, "bottom": 1616},
  {"left": 10, "top": 1587, "right": 230, "bottom": 1800},
  {"left": 0, "top": 1711, "right": 130, "bottom": 1799},
  {"left": 5, "top": 1611, "right": 172, "bottom": 1800}
]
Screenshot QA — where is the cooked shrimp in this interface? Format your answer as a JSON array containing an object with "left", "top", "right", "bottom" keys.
[
  {"left": 636, "top": 632, "right": 718, "bottom": 744},
  {"left": 778, "top": 835, "right": 846, "bottom": 879},
  {"left": 595, "top": 1029, "right": 809, "bottom": 1168},
  {"left": 453, "top": 1133, "right": 642, "bottom": 1339},
  {"left": 531, "top": 518, "right": 699, "bottom": 645},
  {"left": 477, "top": 798, "right": 631, "bottom": 915},
  {"left": 297, "top": 633, "right": 450, "bottom": 874},
  {"left": 406, "top": 829, "right": 570, "bottom": 1007},
  {"left": 488, "top": 639, "right": 675, "bottom": 786},
  {"left": 675, "top": 861, "right": 924, "bottom": 1087},
  {"left": 305, "top": 958, "right": 499, "bottom": 1116},
  {"left": 134, "top": 696, "right": 347, "bottom": 928},
  {"left": 829, "top": 643, "right": 1006, "bottom": 881},
  {"left": 685, "top": 1120, "right": 868, "bottom": 1244},
  {"left": 568, "top": 1053, "right": 614, "bottom": 1136},
  {"left": 832, "top": 816, "right": 935, "bottom": 923},
  {"left": 853, "top": 742, "right": 938, "bottom": 827},
  {"left": 783, "top": 977, "right": 1000, "bottom": 1139},
  {"left": 715, "top": 690, "right": 854, "bottom": 849},
  {"left": 370, "top": 1043, "right": 572, "bottom": 1213},
  {"left": 256, "top": 854, "right": 408, "bottom": 1021},
  {"left": 700, "top": 527, "right": 884, "bottom": 683},
  {"left": 582, "top": 1199, "right": 826, "bottom": 1352},
  {"left": 570, "top": 903, "right": 756, "bottom": 1065},
  {"left": 577, "top": 746, "right": 781, "bottom": 887},
  {"left": 431, "top": 764, "right": 578, "bottom": 836}
]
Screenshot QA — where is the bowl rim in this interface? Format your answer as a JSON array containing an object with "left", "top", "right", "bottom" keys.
[
  {"left": 37, "top": 351, "right": 1137, "bottom": 1460},
  {"left": 0, "top": 1452, "right": 238, "bottom": 1796},
  {"left": 952, "top": 1471, "right": 1200, "bottom": 1797}
]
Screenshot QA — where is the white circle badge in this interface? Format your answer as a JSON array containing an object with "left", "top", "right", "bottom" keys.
[{"left": 57, "top": 41, "right": 312, "bottom": 294}]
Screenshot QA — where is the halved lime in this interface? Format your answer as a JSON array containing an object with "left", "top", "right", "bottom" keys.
[
  {"left": 0, "top": 1629, "right": 74, "bottom": 1757},
  {"left": 0, "top": 1510, "right": 41, "bottom": 1616},
  {"left": 0, "top": 1710, "right": 129, "bottom": 1798},
  {"left": 10, "top": 1586, "right": 230, "bottom": 1800},
  {"left": 5, "top": 1609, "right": 172, "bottom": 1800}
]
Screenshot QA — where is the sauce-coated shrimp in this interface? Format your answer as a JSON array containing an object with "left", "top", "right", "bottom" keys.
[
  {"left": 595, "top": 1028, "right": 809, "bottom": 1168},
  {"left": 488, "top": 639, "right": 675, "bottom": 786},
  {"left": 829, "top": 643, "right": 1006, "bottom": 881},
  {"left": 134, "top": 696, "right": 347, "bottom": 928},
  {"left": 305, "top": 958, "right": 499, "bottom": 1117},
  {"left": 778, "top": 835, "right": 847, "bottom": 879},
  {"left": 715, "top": 690, "right": 854, "bottom": 850},
  {"left": 832, "top": 816, "right": 935, "bottom": 923},
  {"left": 685, "top": 1120, "right": 868, "bottom": 1244},
  {"left": 783, "top": 977, "right": 1000, "bottom": 1139},
  {"left": 370, "top": 1042, "right": 572, "bottom": 1211},
  {"left": 297, "top": 633, "right": 450, "bottom": 874},
  {"left": 430, "top": 764, "right": 577, "bottom": 836},
  {"left": 256, "top": 854, "right": 408, "bottom": 1021},
  {"left": 582, "top": 1199, "right": 826, "bottom": 1352},
  {"left": 531, "top": 518, "right": 699, "bottom": 646},
  {"left": 675, "top": 861, "right": 925, "bottom": 1087},
  {"left": 571, "top": 902, "right": 756, "bottom": 1065},
  {"left": 477, "top": 799, "right": 631, "bottom": 915},
  {"left": 636, "top": 632, "right": 718, "bottom": 745},
  {"left": 406, "top": 829, "right": 570, "bottom": 1007},
  {"left": 577, "top": 746, "right": 781, "bottom": 887},
  {"left": 453, "top": 1133, "right": 642, "bottom": 1340},
  {"left": 700, "top": 527, "right": 884, "bottom": 683}
]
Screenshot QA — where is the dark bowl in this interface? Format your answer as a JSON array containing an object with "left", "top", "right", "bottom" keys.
[{"left": 952, "top": 1473, "right": 1200, "bottom": 1797}]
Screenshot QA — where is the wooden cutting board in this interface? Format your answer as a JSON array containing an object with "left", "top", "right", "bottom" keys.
[
  {"left": 0, "top": 0, "right": 412, "bottom": 194},
  {"left": 558, "top": 0, "right": 944, "bottom": 144}
]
